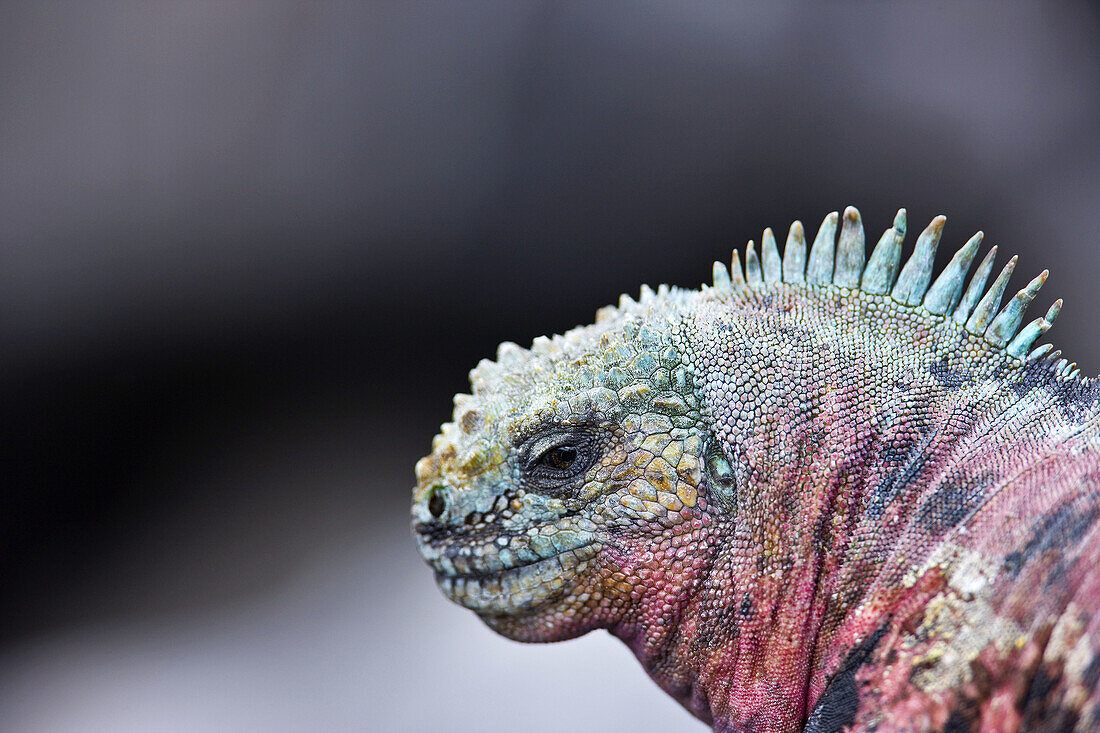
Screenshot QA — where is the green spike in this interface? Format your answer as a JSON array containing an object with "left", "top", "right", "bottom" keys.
[
  {"left": 892, "top": 215, "right": 946, "bottom": 306},
  {"left": 923, "top": 231, "right": 982, "bottom": 315},
  {"left": 833, "top": 206, "right": 865, "bottom": 289},
  {"left": 782, "top": 221, "right": 806, "bottom": 283},
  {"left": 986, "top": 270, "right": 1048, "bottom": 347},
  {"left": 806, "top": 211, "right": 838, "bottom": 285},
  {"left": 1044, "top": 299, "right": 1062, "bottom": 327},
  {"left": 729, "top": 250, "right": 745, "bottom": 287},
  {"left": 712, "top": 261, "right": 731, "bottom": 291},
  {"left": 761, "top": 228, "right": 782, "bottom": 283},
  {"left": 745, "top": 241, "right": 763, "bottom": 284},
  {"left": 953, "top": 246, "right": 998, "bottom": 325},
  {"left": 862, "top": 208, "right": 906, "bottom": 295},
  {"left": 1006, "top": 317, "right": 1051, "bottom": 358},
  {"left": 1028, "top": 343, "right": 1054, "bottom": 361},
  {"left": 965, "top": 255, "right": 1017, "bottom": 335}
]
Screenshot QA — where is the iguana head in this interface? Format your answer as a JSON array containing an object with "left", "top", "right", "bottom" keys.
[
  {"left": 411, "top": 290, "right": 722, "bottom": 642},
  {"left": 411, "top": 208, "right": 1071, "bottom": 647}
]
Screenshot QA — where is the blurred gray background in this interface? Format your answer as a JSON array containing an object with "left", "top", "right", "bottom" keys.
[{"left": 2, "top": 2, "right": 1099, "bottom": 732}]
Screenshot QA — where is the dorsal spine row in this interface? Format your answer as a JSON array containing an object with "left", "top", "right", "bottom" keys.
[{"left": 711, "top": 206, "right": 1065, "bottom": 367}]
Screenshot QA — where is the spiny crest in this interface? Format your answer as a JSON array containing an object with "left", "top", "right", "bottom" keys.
[
  {"left": 468, "top": 282, "right": 687, "bottom": 393},
  {"left": 710, "top": 206, "right": 1064, "bottom": 365},
  {"left": 469, "top": 206, "right": 1073, "bottom": 395}
]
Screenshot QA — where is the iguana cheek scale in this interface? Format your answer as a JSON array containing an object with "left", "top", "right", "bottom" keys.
[{"left": 411, "top": 207, "right": 1100, "bottom": 732}]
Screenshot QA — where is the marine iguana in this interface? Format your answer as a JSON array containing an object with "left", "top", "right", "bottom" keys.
[{"left": 411, "top": 207, "right": 1100, "bottom": 732}]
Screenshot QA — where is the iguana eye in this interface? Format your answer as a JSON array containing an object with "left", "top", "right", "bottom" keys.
[
  {"left": 543, "top": 446, "right": 578, "bottom": 470},
  {"left": 521, "top": 430, "right": 602, "bottom": 491}
]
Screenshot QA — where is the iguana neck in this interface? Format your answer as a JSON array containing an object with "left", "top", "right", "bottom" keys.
[
  {"left": 615, "top": 290, "right": 1078, "bottom": 731},
  {"left": 608, "top": 375, "right": 943, "bottom": 730}
]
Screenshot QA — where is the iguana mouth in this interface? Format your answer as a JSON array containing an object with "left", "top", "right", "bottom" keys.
[{"left": 430, "top": 542, "right": 601, "bottom": 614}]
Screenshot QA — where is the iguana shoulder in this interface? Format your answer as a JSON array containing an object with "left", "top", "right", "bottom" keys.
[{"left": 412, "top": 207, "right": 1100, "bottom": 732}]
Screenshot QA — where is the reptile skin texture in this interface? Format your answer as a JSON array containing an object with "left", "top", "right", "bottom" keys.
[{"left": 411, "top": 207, "right": 1100, "bottom": 732}]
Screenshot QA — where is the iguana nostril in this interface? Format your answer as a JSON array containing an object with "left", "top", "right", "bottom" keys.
[{"left": 427, "top": 485, "right": 446, "bottom": 518}]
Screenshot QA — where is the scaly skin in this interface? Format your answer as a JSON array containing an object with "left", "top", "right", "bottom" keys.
[{"left": 411, "top": 207, "right": 1100, "bottom": 732}]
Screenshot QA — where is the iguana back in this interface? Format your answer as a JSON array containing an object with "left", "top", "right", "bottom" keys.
[{"left": 412, "top": 207, "right": 1100, "bottom": 732}]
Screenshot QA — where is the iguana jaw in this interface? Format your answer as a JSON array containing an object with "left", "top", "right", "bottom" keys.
[
  {"left": 418, "top": 527, "right": 602, "bottom": 615},
  {"left": 434, "top": 545, "right": 601, "bottom": 613}
]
